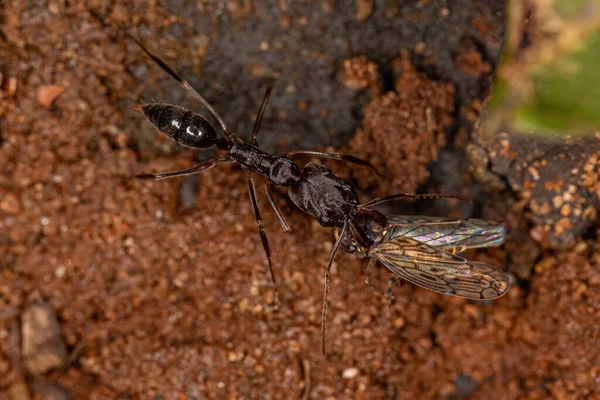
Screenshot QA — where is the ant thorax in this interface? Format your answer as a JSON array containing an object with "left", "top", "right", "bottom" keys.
[{"left": 229, "top": 143, "right": 301, "bottom": 186}]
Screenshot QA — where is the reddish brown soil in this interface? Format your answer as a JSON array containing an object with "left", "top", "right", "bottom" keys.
[
  {"left": 1, "top": 1, "right": 599, "bottom": 399},
  {"left": 349, "top": 55, "right": 454, "bottom": 196}
]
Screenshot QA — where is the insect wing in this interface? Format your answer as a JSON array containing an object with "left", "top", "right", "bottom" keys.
[
  {"left": 370, "top": 236, "right": 510, "bottom": 299},
  {"left": 385, "top": 216, "right": 504, "bottom": 251}
]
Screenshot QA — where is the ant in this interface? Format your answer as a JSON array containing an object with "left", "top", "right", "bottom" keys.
[
  {"left": 124, "top": 32, "right": 383, "bottom": 291},
  {"left": 101, "top": 18, "right": 498, "bottom": 356}
]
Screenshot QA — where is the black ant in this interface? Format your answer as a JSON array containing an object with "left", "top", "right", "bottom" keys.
[
  {"left": 121, "top": 33, "right": 383, "bottom": 289},
  {"left": 102, "top": 19, "right": 497, "bottom": 356}
]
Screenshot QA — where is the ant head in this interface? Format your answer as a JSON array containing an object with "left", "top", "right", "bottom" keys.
[
  {"left": 269, "top": 157, "right": 301, "bottom": 186},
  {"left": 288, "top": 163, "right": 360, "bottom": 228}
]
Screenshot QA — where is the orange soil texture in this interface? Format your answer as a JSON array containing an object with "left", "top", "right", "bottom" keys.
[{"left": 1, "top": 1, "right": 599, "bottom": 399}]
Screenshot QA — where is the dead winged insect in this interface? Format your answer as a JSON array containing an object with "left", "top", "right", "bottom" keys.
[
  {"left": 335, "top": 194, "right": 510, "bottom": 308},
  {"left": 313, "top": 192, "right": 487, "bottom": 355}
]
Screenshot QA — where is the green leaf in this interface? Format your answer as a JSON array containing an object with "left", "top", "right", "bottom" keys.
[{"left": 482, "top": 0, "right": 600, "bottom": 139}]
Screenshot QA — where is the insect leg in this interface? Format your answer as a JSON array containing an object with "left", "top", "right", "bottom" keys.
[
  {"left": 385, "top": 277, "right": 399, "bottom": 309},
  {"left": 362, "top": 192, "right": 472, "bottom": 209},
  {"left": 136, "top": 155, "right": 233, "bottom": 180},
  {"left": 365, "top": 259, "right": 404, "bottom": 307},
  {"left": 125, "top": 33, "right": 236, "bottom": 143},
  {"left": 285, "top": 150, "right": 385, "bottom": 178},
  {"left": 321, "top": 222, "right": 347, "bottom": 357},
  {"left": 265, "top": 182, "right": 290, "bottom": 232},
  {"left": 244, "top": 168, "right": 279, "bottom": 308},
  {"left": 364, "top": 258, "right": 382, "bottom": 293},
  {"left": 251, "top": 86, "right": 273, "bottom": 147}
]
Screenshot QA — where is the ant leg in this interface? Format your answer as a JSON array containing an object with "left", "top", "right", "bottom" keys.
[
  {"left": 125, "top": 33, "right": 236, "bottom": 142},
  {"left": 136, "top": 155, "right": 233, "bottom": 180},
  {"left": 321, "top": 222, "right": 347, "bottom": 357},
  {"left": 362, "top": 193, "right": 472, "bottom": 209},
  {"left": 265, "top": 182, "right": 290, "bottom": 232},
  {"left": 244, "top": 168, "right": 280, "bottom": 307},
  {"left": 285, "top": 150, "right": 385, "bottom": 178},
  {"left": 251, "top": 86, "right": 273, "bottom": 147}
]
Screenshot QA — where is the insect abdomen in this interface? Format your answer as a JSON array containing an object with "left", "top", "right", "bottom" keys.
[{"left": 142, "top": 104, "right": 217, "bottom": 149}]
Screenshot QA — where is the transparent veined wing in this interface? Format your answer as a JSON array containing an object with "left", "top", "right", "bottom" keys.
[
  {"left": 385, "top": 216, "right": 504, "bottom": 252},
  {"left": 369, "top": 236, "right": 510, "bottom": 299}
]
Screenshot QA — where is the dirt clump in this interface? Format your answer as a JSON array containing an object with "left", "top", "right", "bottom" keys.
[
  {"left": 21, "top": 300, "right": 68, "bottom": 375},
  {"left": 470, "top": 132, "right": 600, "bottom": 249},
  {"left": 349, "top": 55, "right": 455, "bottom": 195},
  {"left": 338, "top": 56, "right": 380, "bottom": 94}
]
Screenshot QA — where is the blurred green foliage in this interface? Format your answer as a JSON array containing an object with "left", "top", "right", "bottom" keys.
[{"left": 483, "top": 0, "right": 600, "bottom": 140}]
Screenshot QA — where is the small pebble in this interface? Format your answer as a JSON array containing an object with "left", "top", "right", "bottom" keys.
[
  {"left": 0, "top": 193, "right": 21, "bottom": 214},
  {"left": 393, "top": 317, "right": 405, "bottom": 328},
  {"left": 36, "top": 84, "right": 65, "bottom": 108},
  {"left": 22, "top": 302, "right": 67, "bottom": 375},
  {"left": 342, "top": 367, "right": 360, "bottom": 379},
  {"left": 55, "top": 266, "right": 66, "bottom": 278}
]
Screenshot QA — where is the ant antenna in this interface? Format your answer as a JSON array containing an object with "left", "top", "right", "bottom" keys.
[
  {"left": 361, "top": 193, "right": 472, "bottom": 209},
  {"left": 244, "top": 168, "right": 280, "bottom": 308}
]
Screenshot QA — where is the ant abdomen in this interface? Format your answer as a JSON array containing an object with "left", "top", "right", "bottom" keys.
[{"left": 142, "top": 104, "right": 217, "bottom": 149}]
